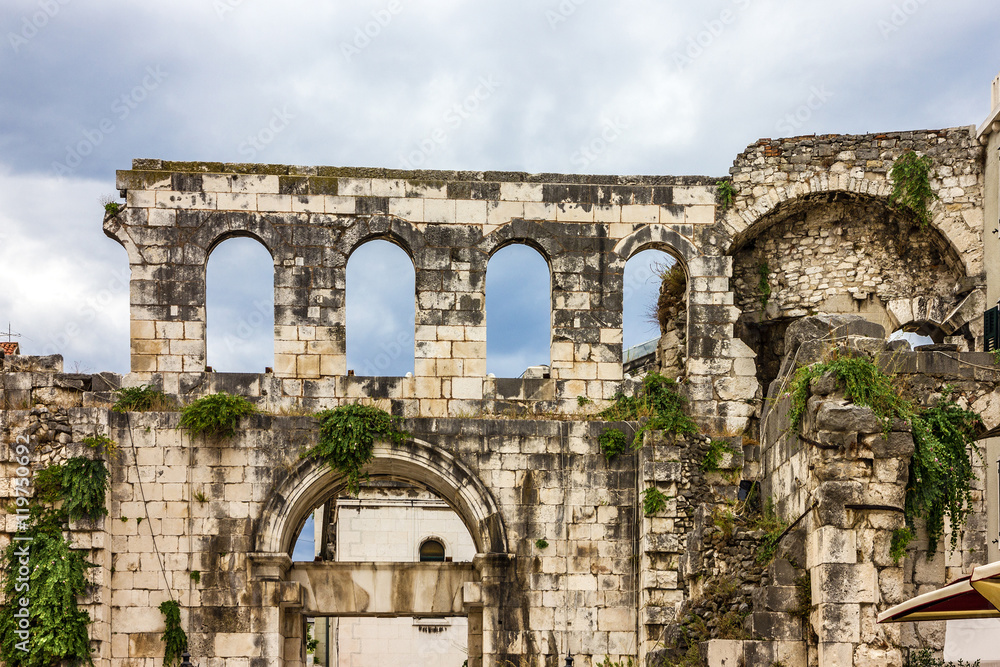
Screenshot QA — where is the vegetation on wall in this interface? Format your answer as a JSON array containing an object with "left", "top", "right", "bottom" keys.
[
  {"left": 642, "top": 486, "right": 670, "bottom": 516},
  {"left": 655, "top": 263, "right": 687, "bottom": 331},
  {"left": 158, "top": 600, "right": 188, "bottom": 667},
  {"left": 600, "top": 372, "right": 697, "bottom": 447},
  {"left": 889, "top": 150, "right": 938, "bottom": 226},
  {"left": 303, "top": 403, "right": 409, "bottom": 495},
  {"left": 787, "top": 354, "right": 981, "bottom": 556},
  {"left": 112, "top": 384, "right": 175, "bottom": 412},
  {"left": 757, "top": 262, "right": 772, "bottom": 310},
  {"left": 716, "top": 180, "right": 735, "bottom": 211},
  {"left": 180, "top": 392, "right": 258, "bottom": 439},
  {"left": 700, "top": 440, "right": 739, "bottom": 473},
  {"left": 0, "top": 442, "right": 114, "bottom": 665}
]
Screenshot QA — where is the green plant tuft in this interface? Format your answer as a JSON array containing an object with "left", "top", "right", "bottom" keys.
[
  {"left": 189, "top": 570, "right": 200, "bottom": 584},
  {"left": 890, "top": 526, "right": 913, "bottom": 564},
  {"left": 716, "top": 180, "right": 735, "bottom": 211},
  {"left": 303, "top": 404, "right": 409, "bottom": 496},
  {"left": 83, "top": 434, "right": 119, "bottom": 460},
  {"left": 757, "top": 262, "right": 772, "bottom": 309},
  {"left": 642, "top": 486, "right": 669, "bottom": 516},
  {"left": 158, "top": 600, "right": 188, "bottom": 667},
  {"left": 889, "top": 150, "right": 938, "bottom": 226},
  {"left": 701, "top": 440, "right": 739, "bottom": 472},
  {"left": 599, "top": 428, "right": 628, "bottom": 461},
  {"left": 60, "top": 457, "right": 109, "bottom": 521},
  {"left": 600, "top": 372, "right": 697, "bottom": 447},
  {"left": 193, "top": 490, "right": 208, "bottom": 504},
  {"left": 535, "top": 539, "right": 549, "bottom": 549},
  {"left": 180, "top": 392, "right": 258, "bottom": 439},
  {"left": 112, "top": 384, "right": 175, "bottom": 412}
]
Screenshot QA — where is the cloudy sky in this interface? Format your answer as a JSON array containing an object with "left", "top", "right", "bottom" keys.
[{"left": 0, "top": 0, "right": 997, "bottom": 376}]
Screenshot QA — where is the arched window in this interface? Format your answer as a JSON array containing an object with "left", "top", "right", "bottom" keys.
[
  {"left": 486, "top": 244, "right": 550, "bottom": 377},
  {"left": 419, "top": 538, "right": 446, "bottom": 562},
  {"left": 622, "top": 249, "right": 677, "bottom": 368},
  {"left": 346, "top": 240, "right": 415, "bottom": 376},
  {"left": 206, "top": 237, "right": 274, "bottom": 372}
]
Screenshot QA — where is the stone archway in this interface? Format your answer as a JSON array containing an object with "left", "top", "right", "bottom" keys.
[{"left": 251, "top": 438, "right": 509, "bottom": 667}]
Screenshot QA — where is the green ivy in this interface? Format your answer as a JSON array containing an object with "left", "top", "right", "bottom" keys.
[
  {"left": 906, "top": 396, "right": 982, "bottom": 556},
  {"left": 158, "top": 600, "right": 188, "bottom": 667},
  {"left": 304, "top": 404, "right": 409, "bottom": 495},
  {"left": 61, "top": 458, "right": 109, "bottom": 522},
  {"left": 716, "top": 180, "right": 735, "bottom": 211},
  {"left": 890, "top": 526, "right": 913, "bottom": 564},
  {"left": 642, "top": 486, "right": 669, "bottom": 516},
  {"left": 180, "top": 392, "right": 258, "bottom": 439},
  {"left": 0, "top": 512, "right": 95, "bottom": 665},
  {"left": 889, "top": 150, "right": 938, "bottom": 226}
]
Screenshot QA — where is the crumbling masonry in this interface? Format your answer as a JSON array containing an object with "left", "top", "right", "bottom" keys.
[{"left": 1, "top": 125, "right": 998, "bottom": 667}]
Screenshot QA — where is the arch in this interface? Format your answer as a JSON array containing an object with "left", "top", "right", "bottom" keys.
[
  {"left": 478, "top": 218, "right": 562, "bottom": 264},
  {"left": 418, "top": 537, "right": 447, "bottom": 562},
  {"left": 206, "top": 236, "right": 275, "bottom": 372},
  {"left": 346, "top": 239, "right": 416, "bottom": 376},
  {"left": 726, "top": 186, "right": 976, "bottom": 276},
  {"left": 485, "top": 243, "right": 551, "bottom": 377},
  {"left": 255, "top": 438, "right": 509, "bottom": 557},
  {"left": 622, "top": 248, "right": 676, "bottom": 352},
  {"left": 191, "top": 211, "right": 292, "bottom": 261},
  {"left": 613, "top": 225, "right": 698, "bottom": 266},
  {"left": 344, "top": 216, "right": 425, "bottom": 264}
]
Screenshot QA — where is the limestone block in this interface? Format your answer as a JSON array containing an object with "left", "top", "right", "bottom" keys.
[
  {"left": 812, "top": 563, "right": 876, "bottom": 604},
  {"left": 807, "top": 526, "right": 858, "bottom": 568},
  {"left": 816, "top": 401, "right": 882, "bottom": 434},
  {"left": 714, "top": 376, "right": 759, "bottom": 401},
  {"left": 818, "top": 642, "right": 855, "bottom": 667},
  {"left": 701, "top": 639, "right": 743, "bottom": 667}
]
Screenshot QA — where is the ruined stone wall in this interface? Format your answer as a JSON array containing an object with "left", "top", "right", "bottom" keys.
[
  {"left": 731, "top": 197, "right": 965, "bottom": 324},
  {"left": 756, "top": 317, "right": 999, "bottom": 666}
]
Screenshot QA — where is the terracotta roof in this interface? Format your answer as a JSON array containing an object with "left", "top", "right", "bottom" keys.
[{"left": 0, "top": 342, "right": 20, "bottom": 355}]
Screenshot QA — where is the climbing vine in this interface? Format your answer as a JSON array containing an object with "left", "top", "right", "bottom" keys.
[
  {"left": 158, "top": 600, "right": 188, "bottom": 667},
  {"left": 889, "top": 150, "right": 938, "bottom": 226},
  {"left": 180, "top": 392, "right": 258, "bottom": 439},
  {"left": 0, "top": 443, "right": 113, "bottom": 664},
  {"left": 787, "top": 355, "right": 981, "bottom": 556},
  {"left": 304, "top": 404, "right": 409, "bottom": 495}
]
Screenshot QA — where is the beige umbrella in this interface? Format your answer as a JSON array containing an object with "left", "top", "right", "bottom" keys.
[{"left": 878, "top": 561, "right": 1000, "bottom": 623}]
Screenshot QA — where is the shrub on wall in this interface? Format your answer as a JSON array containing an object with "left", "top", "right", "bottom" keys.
[
  {"left": 180, "top": 392, "right": 258, "bottom": 439},
  {"left": 304, "top": 404, "right": 409, "bottom": 495}
]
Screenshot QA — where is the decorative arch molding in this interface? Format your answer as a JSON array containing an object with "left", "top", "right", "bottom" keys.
[
  {"left": 725, "top": 183, "right": 979, "bottom": 277},
  {"left": 477, "top": 218, "right": 562, "bottom": 267},
  {"left": 103, "top": 213, "right": 143, "bottom": 266},
  {"left": 344, "top": 215, "right": 427, "bottom": 264},
  {"left": 613, "top": 225, "right": 698, "bottom": 268},
  {"left": 254, "top": 438, "right": 509, "bottom": 558}
]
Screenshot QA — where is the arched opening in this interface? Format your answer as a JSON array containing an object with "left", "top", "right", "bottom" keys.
[
  {"left": 623, "top": 248, "right": 680, "bottom": 378},
  {"left": 206, "top": 236, "right": 274, "bottom": 372},
  {"left": 486, "top": 243, "right": 551, "bottom": 377},
  {"left": 419, "top": 538, "right": 446, "bottom": 562},
  {"left": 346, "top": 239, "right": 415, "bottom": 376},
  {"left": 286, "top": 478, "right": 477, "bottom": 666},
  {"left": 730, "top": 192, "right": 968, "bottom": 394}
]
